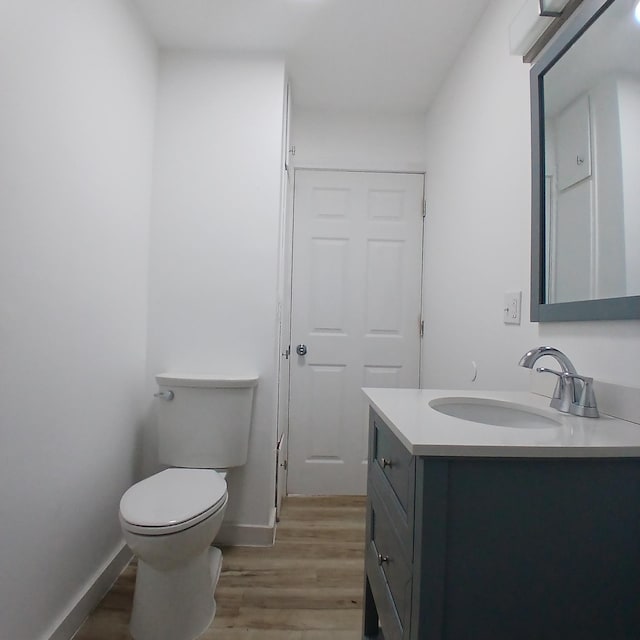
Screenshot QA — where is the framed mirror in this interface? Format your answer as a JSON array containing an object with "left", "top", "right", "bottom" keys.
[{"left": 530, "top": 0, "right": 640, "bottom": 321}]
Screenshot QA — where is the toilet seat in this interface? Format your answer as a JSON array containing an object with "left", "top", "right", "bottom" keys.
[{"left": 120, "top": 468, "right": 227, "bottom": 536}]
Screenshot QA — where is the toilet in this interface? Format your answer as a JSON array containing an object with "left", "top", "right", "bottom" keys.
[{"left": 119, "top": 373, "right": 258, "bottom": 640}]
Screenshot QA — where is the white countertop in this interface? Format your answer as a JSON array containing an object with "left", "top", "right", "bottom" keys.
[{"left": 363, "top": 388, "right": 640, "bottom": 458}]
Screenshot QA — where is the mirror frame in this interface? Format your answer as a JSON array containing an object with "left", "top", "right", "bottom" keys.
[{"left": 530, "top": 0, "right": 640, "bottom": 322}]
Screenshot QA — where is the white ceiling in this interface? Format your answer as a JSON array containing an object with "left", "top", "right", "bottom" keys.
[{"left": 132, "top": 0, "right": 492, "bottom": 113}]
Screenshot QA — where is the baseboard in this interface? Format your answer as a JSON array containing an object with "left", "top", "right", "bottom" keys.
[
  {"left": 217, "top": 507, "right": 276, "bottom": 547},
  {"left": 46, "top": 542, "right": 132, "bottom": 640}
]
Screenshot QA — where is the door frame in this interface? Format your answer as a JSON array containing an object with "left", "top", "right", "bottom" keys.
[{"left": 277, "top": 167, "right": 427, "bottom": 500}]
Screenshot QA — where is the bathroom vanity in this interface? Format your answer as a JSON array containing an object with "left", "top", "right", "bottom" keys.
[{"left": 362, "top": 388, "right": 640, "bottom": 640}]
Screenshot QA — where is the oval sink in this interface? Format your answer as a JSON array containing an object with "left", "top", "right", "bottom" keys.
[{"left": 429, "top": 397, "right": 562, "bottom": 428}]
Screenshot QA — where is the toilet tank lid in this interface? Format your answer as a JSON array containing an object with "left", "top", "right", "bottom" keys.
[{"left": 155, "top": 373, "right": 259, "bottom": 388}]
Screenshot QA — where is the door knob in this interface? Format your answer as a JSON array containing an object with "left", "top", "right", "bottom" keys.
[{"left": 296, "top": 344, "right": 308, "bottom": 356}]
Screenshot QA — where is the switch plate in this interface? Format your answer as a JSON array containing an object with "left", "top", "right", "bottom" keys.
[{"left": 504, "top": 291, "right": 522, "bottom": 324}]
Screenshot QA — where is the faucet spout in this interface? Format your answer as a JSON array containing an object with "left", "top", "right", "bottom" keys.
[{"left": 518, "top": 346, "right": 578, "bottom": 375}]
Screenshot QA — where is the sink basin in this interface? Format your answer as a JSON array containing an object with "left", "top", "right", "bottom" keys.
[{"left": 429, "top": 397, "right": 562, "bottom": 428}]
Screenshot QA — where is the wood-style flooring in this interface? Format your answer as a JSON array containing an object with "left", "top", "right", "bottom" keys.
[{"left": 73, "top": 496, "right": 366, "bottom": 640}]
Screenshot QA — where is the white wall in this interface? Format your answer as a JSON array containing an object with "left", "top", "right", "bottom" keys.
[
  {"left": 292, "top": 109, "right": 426, "bottom": 172},
  {"left": 421, "top": 0, "right": 640, "bottom": 391},
  {"left": 146, "top": 53, "right": 286, "bottom": 535},
  {"left": 0, "top": 2, "right": 157, "bottom": 639}
]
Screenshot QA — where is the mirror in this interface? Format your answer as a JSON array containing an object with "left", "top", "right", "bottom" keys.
[{"left": 530, "top": 0, "right": 640, "bottom": 321}]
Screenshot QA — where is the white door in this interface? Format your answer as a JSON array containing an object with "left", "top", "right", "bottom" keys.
[
  {"left": 275, "top": 198, "right": 292, "bottom": 519},
  {"left": 288, "top": 170, "right": 424, "bottom": 495},
  {"left": 275, "top": 84, "right": 293, "bottom": 519}
]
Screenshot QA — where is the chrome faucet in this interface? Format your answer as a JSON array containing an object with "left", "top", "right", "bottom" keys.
[{"left": 519, "top": 346, "right": 599, "bottom": 418}]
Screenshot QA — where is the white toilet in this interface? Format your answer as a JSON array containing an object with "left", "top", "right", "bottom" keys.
[{"left": 119, "top": 373, "right": 258, "bottom": 640}]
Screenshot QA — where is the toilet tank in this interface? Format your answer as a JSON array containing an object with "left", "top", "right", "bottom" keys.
[{"left": 155, "top": 373, "right": 258, "bottom": 469}]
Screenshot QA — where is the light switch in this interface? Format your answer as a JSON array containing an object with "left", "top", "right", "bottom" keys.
[{"left": 504, "top": 291, "right": 521, "bottom": 325}]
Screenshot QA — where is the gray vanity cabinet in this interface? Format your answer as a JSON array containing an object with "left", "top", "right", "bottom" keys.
[
  {"left": 363, "top": 408, "right": 640, "bottom": 640},
  {"left": 363, "top": 413, "right": 415, "bottom": 640}
]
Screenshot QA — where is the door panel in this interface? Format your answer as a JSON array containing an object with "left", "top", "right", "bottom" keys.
[{"left": 288, "top": 170, "right": 424, "bottom": 495}]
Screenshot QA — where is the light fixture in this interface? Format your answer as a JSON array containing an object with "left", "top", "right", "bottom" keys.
[
  {"left": 509, "top": 0, "right": 572, "bottom": 56},
  {"left": 635, "top": 0, "right": 640, "bottom": 24}
]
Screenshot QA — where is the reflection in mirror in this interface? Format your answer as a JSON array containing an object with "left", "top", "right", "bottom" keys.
[{"left": 542, "top": 0, "right": 640, "bottom": 304}]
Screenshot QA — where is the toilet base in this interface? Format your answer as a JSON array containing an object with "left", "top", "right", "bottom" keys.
[{"left": 130, "top": 546, "right": 223, "bottom": 640}]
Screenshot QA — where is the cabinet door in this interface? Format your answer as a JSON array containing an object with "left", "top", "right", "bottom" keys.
[
  {"left": 369, "top": 483, "right": 412, "bottom": 629},
  {"left": 365, "top": 411, "right": 416, "bottom": 640},
  {"left": 372, "top": 414, "right": 413, "bottom": 514}
]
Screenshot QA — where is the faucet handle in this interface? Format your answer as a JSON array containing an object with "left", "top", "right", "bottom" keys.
[
  {"left": 564, "top": 373, "right": 599, "bottom": 418},
  {"left": 536, "top": 367, "right": 572, "bottom": 413},
  {"left": 536, "top": 366, "right": 562, "bottom": 378}
]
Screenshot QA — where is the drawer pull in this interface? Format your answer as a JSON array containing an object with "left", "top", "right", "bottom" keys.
[
  {"left": 381, "top": 457, "right": 393, "bottom": 468},
  {"left": 377, "top": 553, "right": 390, "bottom": 565}
]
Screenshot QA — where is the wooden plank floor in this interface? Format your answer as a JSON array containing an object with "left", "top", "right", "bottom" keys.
[{"left": 74, "top": 496, "right": 366, "bottom": 640}]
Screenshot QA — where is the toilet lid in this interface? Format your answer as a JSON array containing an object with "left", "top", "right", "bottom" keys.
[{"left": 119, "top": 468, "right": 227, "bottom": 530}]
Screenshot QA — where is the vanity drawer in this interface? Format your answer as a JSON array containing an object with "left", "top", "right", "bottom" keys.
[
  {"left": 365, "top": 559, "right": 403, "bottom": 640},
  {"left": 372, "top": 412, "right": 413, "bottom": 514},
  {"left": 367, "top": 481, "right": 412, "bottom": 637}
]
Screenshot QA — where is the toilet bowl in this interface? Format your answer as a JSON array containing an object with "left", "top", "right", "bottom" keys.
[
  {"left": 119, "top": 373, "right": 258, "bottom": 640},
  {"left": 119, "top": 468, "right": 228, "bottom": 640}
]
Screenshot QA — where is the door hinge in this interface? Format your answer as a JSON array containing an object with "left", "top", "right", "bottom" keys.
[
  {"left": 422, "top": 199, "right": 426, "bottom": 218},
  {"left": 419, "top": 318, "right": 424, "bottom": 337},
  {"left": 280, "top": 459, "right": 288, "bottom": 470},
  {"left": 289, "top": 145, "right": 296, "bottom": 157}
]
